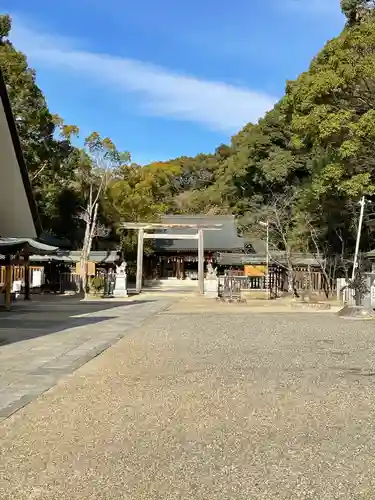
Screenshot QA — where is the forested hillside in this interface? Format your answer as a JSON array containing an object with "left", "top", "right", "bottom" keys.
[{"left": 2, "top": 0, "right": 375, "bottom": 263}]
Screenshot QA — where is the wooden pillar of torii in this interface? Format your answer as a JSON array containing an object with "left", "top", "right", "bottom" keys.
[{"left": 121, "top": 222, "right": 222, "bottom": 295}]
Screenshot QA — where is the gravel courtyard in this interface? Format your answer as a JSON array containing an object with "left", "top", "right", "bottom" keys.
[{"left": 1, "top": 309, "right": 375, "bottom": 499}]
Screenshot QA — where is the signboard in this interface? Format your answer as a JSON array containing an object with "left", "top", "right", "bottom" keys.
[
  {"left": 32, "top": 269, "right": 43, "bottom": 288},
  {"left": 244, "top": 265, "right": 266, "bottom": 277},
  {"left": 76, "top": 261, "right": 96, "bottom": 276}
]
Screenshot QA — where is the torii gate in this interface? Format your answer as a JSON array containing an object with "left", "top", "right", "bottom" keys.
[{"left": 120, "top": 222, "right": 222, "bottom": 294}]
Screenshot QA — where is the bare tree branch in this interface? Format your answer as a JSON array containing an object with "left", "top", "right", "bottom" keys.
[
  {"left": 94, "top": 222, "right": 110, "bottom": 238},
  {"left": 31, "top": 161, "right": 49, "bottom": 181},
  {"left": 304, "top": 215, "right": 331, "bottom": 297},
  {"left": 240, "top": 189, "right": 300, "bottom": 292}
]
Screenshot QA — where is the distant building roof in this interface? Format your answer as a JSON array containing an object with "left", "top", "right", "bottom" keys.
[
  {"left": 216, "top": 253, "right": 268, "bottom": 266},
  {"left": 0, "top": 238, "right": 58, "bottom": 255},
  {"left": 217, "top": 252, "right": 324, "bottom": 266},
  {"left": 29, "top": 250, "right": 118, "bottom": 264},
  {"left": 154, "top": 215, "right": 245, "bottom": 252},
  {"left": 365, "top": 249, "right": 375, "bottom": 259},
  {"left": 0, "top": 68, "right": 41, "bottom": 238},
  {"left": 245, "top": 238, "right": 267, "bottom": 254},
  {"left": 38, "top": 233, "right": 72, "bottom": 249}
]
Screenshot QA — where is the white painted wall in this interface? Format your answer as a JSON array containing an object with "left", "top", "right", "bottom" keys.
[{"left": 0, "top": 100, "right": 36, "bottom": 238}]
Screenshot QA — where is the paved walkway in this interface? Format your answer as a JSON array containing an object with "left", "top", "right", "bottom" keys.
[
  {"left": 0, "top": 295, "right": 172, "bottom": 420},
  {"left": 1, "top": 308, "right": 375, "bottom": 499}
]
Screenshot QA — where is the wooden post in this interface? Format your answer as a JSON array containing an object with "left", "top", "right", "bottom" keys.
[
  {"left": 4, "top": 254, "right": 12, "bottom": 311},
  {"left": 136, "top": 228, "right": 144, "bottom": 294},
  {"left": 24, "top": 254, "right": 30, "bottom": 300},
  {"left": 181, "top": 258, "right": 185, "bottom": 280},
  {"left": 198, "top": 228, "right": 204, "bottom": 295},
  {"left": 160, "top": 257, "right": 164, "bottom": 279}
]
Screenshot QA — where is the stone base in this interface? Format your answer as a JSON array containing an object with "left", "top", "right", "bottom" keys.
[
  {"left": 242, "top": 290, "right": 270, "bottom": 300},
  {"left": 144, "top": 279, "right": 197, "bottom": 288},
  {"left": 113, "top": 275, "right": 128, "bottom": 298},
  {"left": 113, "top": 290, "right": 128, "bottom": 298},
  {"left": 216, "top": 296, "right": 247, "bottom": 304},
  {"left": 337, "top": 305, "right": 375, "bottom": 320},
  {"left": 290, "top": 301, "right": 331, "bottom": 310},
  {"left": 204, "top": 278, "right": 218, "bottom": 298}
]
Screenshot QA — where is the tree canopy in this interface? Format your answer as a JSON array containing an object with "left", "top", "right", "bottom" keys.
[
  {"left": 341, "top": 0, "right": 375, "bottom": 25},
  {"left": 3, "top": 6, "right": 375, "bottom": 262}
]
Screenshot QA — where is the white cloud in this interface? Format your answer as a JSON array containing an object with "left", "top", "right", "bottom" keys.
[{"left": 10, "top": 19, "right": 278, "bottom": 133}]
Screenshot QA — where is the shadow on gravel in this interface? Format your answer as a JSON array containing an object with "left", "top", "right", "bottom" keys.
[
  {"left": 345, "top": 368, "right": 375, "bottom": 377},
  {"left": 0, "top": 295, "right": 154, "bottom": 347}
]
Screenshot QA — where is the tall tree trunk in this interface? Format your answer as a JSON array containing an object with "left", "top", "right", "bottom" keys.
[
  {"left": 87, "top": 203, "right": 98, "bottom": 256},
  {"left": 307, "top": 264, "right": 312, "bottom": 298},
  {"left": 287, "top": 272, "right": 294, "bottom": 293},
  {"left": 287, "top": 264, "right": 295, "bottom": 294},
  {"left": 80, "top": 245, "right": 89, "bottom": 296},
  {"left": 80, "top": 202, "right": 99, "bottom": 298},
  {"left": 80, "top": 202, "right": 92, "bottom": 296}
]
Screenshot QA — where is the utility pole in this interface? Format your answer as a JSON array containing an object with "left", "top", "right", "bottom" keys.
[{"left": 351, "top": 196, "right": 366, "bottom": 281}]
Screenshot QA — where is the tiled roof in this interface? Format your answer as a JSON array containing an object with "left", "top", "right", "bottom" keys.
[
  {"left": 0, "top": 238, "right": 58, "bottom": 255},
  {"left": 154, "top": 215, "right": 245, "bottom": 252},
  {"left": 217, "top": 252, "right": 324, "bottom": 266},
  {"left": 29, "top": 250, "right": 118, "bottom": 264}
]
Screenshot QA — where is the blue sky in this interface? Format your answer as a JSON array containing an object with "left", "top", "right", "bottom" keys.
[{"left": 2, "top": 0, "right": 345, "bottom": 164}]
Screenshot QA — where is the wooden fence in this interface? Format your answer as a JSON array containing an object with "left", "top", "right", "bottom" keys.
[
  {"left": 336, "top": 278, "right": 362, "bottom": 305},
  {"left": 0, "top": 267, "right": 79, "bottom": 294},
  {"left": 59, "top": 272, "right": 81, "bottom": 293},
  {"left": 0, "top": 266, "right": 43, "bottom": 287},
  {"left": 293, "top": 268, "right": 337, "bottom": 294},
  {"left": 223, "top": 268, "right": 338, "bottom": 295}
]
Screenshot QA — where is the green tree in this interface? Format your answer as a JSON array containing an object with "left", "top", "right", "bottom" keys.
[
  {"left": 0, "top": 14, "right": 82, "bottom": 241},
  {"left": 341, "top": 0, "right": 375, "bottom": 25},
  {"left": 285, "top": 13, "right": 375, "bottom": 232}
]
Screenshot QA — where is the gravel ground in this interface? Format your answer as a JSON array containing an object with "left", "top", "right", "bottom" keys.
[{"left": 1, "top": 311, "right": 375, "bottom": 499}]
